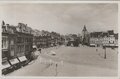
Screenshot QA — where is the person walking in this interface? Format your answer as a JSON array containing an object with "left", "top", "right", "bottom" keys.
[
  {"left": 38, "top": 48, "right": 41, "bottom": 54},
  {"left": 96, "top": 48, "right": 98, "bottom": 52}
]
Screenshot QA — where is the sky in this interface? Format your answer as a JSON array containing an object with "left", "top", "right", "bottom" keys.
[{"left": 0, "top": 3, "right": 118, "bottom": 35}]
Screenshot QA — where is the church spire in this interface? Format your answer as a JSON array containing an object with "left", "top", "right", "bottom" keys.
[{"left": 82, "top": 25, "right": 87, "bottom": 31}]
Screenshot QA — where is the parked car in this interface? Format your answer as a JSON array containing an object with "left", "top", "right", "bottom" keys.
[
  {"left": 49, "top": 51, "right": 56, "bottom": 56},
  {"left": 90, "top": 44, "right": 96, "bottom": 47}
]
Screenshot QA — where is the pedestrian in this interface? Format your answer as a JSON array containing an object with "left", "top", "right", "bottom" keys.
[
  {"left": 25, "top": 50, "right": 33, "bottom": 62},
  {"left": 29, "top": 48, "right": 37, "bottom": 60},
  {"left": 38, "top": 48, "right": 41, "bottom": 53},
  {"left": 96, "top": 48, "right": 98, "bottom": 52}
]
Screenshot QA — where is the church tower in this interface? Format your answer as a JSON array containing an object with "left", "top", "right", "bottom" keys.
[
  {"left": 82, "top": 25, "right": 89, "bottom": 45},
  {"left": 82, "top": 25, "right": 88, "bottom": 38}
]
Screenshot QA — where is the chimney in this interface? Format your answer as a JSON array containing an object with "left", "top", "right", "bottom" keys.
[{"left": 2, "top": 20, "right": 5, "bottom": 26}]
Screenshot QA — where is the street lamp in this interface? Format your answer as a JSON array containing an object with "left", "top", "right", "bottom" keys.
[
  {"left": 55, "top": 63, "right": 58, "bottom": 76},
  {"left": 103, "top": 46, "right": 106, "bottom": 59}
]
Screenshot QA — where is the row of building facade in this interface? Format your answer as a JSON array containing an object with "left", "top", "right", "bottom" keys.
[
  {"left": 81, "top": 25, "right": 118, "bottom": 47},
  {"left": 61, "top": 25, "right": 118, "bottom": 48},
  {"left": 2, "top": 22, "right": 33, "bottom": 63},
  {"left": 89, "top": 30, "right": 118, "bottom": 47},
  {"left": 33, "top": 30, "right": 65, "bottom": 48},
  {"left": 2, "top": 21, "right": 65, "bottom": 74},
  {"left": 2, "top": 21, "right": 65, "bottom": 62}
]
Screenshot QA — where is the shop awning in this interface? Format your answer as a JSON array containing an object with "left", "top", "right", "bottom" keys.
[
  {"left": 9, "top": 58, "right": 19, "bottom": 65},
  {"left": 2, "top": 62, "right": 11, "bottom": 69},
  {"left": 18, "top": 56, "right": 27, "bottom": 62}
]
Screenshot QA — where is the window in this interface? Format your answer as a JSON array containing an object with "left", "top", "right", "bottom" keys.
[
  {"left": 10, "top": 39, "right": 14, "bottom": 45},
  {"left": 17, "top": 45, "right": 20, "bottom": 53},
  {"left": 25, "top": 45, "right": 29, "bottom": 51},
  {"left": 2, "top": 36, "right": 8, "bottom": 49},
  {"left": 2, "top": 26, "right": 6, "bottom": 33},
  {"left": 10, "top": 46, "right": 15, "bottom": 56},
  {"left": 25, "top": 38, "right": 27, "bottom": 42},
  {"left": 17, "top": 37, "right": 22, "bottom": 43}
]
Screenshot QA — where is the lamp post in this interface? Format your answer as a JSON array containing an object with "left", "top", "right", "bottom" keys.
[
  {"left": 55, "top": 63, "right": 58, "bottom": 76},
  {"left": 103, "top": 46, "right": 106, "bottom": 59}
]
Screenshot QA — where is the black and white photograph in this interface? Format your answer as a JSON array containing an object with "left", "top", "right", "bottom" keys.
[{"left": 0, "top": 1, "right": 119, "bottom": 77}]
